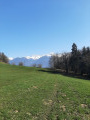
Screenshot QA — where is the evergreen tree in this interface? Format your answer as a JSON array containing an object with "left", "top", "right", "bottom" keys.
[{"left": 71, "top": 43, "right": 77, "bottom": 55}]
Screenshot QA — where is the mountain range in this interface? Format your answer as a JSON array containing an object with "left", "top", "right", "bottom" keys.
[{"left": 9, "top": 54, "right": 54, "bottom": 68}]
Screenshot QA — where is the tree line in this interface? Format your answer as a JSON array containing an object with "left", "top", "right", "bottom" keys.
[
  {"left": 17, "top": 62, "right": 42, "bottom": 68},
  {"left": 0, "top": 52, "right": 9, "bottom": 63},
  {"left": 49, "top": 43, "right": 90, "bottom": 77}
]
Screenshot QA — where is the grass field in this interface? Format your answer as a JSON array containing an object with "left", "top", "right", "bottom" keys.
[{"left": 0, "top": 63, "right": 90, "bottom": 120}]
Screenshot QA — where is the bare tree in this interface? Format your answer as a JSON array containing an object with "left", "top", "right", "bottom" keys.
[
  {"left": 37, "top": 64, "right": 42, "bottom": 68},
  {"left": 32, "top": 64, "right": 36, "bottom": 67},
  {"left": 12, "top": 63, "right": 16, "bottom": 65},
  {"left": 19, "top": 62, "right": 23, "bottom": 66},
  {"left": 49, "top": 54, "right": 60, "bottom": 69},
  {"left": 0, "top": 52, "right": 9, "bottom": 63}
]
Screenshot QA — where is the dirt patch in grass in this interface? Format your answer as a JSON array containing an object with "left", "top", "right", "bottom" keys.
[
  {"left": 43, "top": 99, "right": 53, "bottom": 106},
  {"left": 60, "top": 105, "right": 66, "bottom": 111},
  {"left": 62, "top": 94, "right": 67, "bottom": 97},
  {"left": 26, "top": 112, "right": 32, "bottom": 116},
  {"left": 33, "top": 86, "right": 38, "bottom": 89},
  {"left": 14, "top": 110, "right": 18, "bottom": 113},
  {"left": 81, "top": 104, "right": 87, "bottom": 108}
]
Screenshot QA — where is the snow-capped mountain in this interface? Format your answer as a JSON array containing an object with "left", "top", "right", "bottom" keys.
[{"left": 9, "top": 53, "right": 54, "bottom": 68}]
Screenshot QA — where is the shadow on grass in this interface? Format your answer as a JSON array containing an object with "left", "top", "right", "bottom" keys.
[{"left": 38, "top": 69, "right": 90, "bottom": 80}]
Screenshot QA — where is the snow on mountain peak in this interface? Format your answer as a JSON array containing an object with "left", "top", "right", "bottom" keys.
[
  {"left": 9, "top": 57, "right": 14, "bottom": 60},
  {"left": 9, "top": 53, "right": 55, "bottom": 61},
  {"left": 25, "top": 55, "right": 41, "bottom": 60},
  {"left": 25, "top": 53, "right": 54, "bottom": 60}
]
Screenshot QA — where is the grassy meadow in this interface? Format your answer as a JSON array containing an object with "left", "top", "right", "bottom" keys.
[{"left": 0, "top": 63, "right": 90, "bottom": 120}]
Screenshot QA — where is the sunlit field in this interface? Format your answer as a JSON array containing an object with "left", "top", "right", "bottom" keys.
[{"left": 0, "top": 63, "right": 90, "bottom": 120}]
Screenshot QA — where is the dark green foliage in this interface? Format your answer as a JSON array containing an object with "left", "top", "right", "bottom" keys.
[
  {"left": 70, "top": 43, "right": 78, "bottom": 73},
  {"left": 49, "top": 43, "right": 90, "bottom": 78},
  {"left": 71, "top": 43, "right": 77, "bottom": 55},
  {"left": 0, "top": 52, "right": 9, "bottom": 63},
  {"left": 70, "top": 46, "right": 81, "bottom": 73}
]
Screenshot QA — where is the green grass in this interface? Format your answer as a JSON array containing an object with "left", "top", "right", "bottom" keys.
[{"left": 0, "top": 63, "right": 90, "bottom": 120}]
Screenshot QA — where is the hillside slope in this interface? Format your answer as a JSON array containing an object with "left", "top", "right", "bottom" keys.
[{"left": 0, "top": 63, "right": 90, "bottom": 120}]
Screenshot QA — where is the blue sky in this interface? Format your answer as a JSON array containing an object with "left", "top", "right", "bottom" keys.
[{"left": 0, "top": 0, "right": 90, "bottom": 58}]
